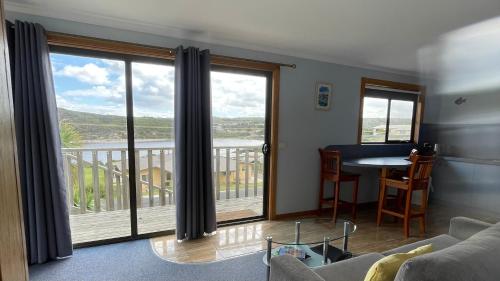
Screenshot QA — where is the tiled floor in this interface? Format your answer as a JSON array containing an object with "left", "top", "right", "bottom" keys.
[{"left": 150, "top": 201, "right": 498, "bottom": 263}]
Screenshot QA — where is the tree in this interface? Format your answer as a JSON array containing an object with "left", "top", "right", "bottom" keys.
[{"left": 59, "top": 121, "right": 82, "bottom": 148}]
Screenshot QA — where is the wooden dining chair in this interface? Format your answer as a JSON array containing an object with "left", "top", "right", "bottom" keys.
[
  {"left": 318, "top": 149, "right": 360, "bottom": 222},
  {"left": 377, "top": 154, "right": 435, "bottom": 237}
]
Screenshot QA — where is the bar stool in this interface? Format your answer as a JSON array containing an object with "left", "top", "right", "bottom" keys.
[
  {"left": 377, "top": 154, "right": 435, "bottom": 237},
  {"left": 318, "top": 149, "right": 360, "bottom": 222}
]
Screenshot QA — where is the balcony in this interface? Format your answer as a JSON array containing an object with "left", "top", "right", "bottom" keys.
[{"left": 62, "top": 146, "right": 264, "bottom": 244}]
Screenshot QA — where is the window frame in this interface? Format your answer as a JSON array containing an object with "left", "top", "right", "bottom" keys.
[{"left": 357, "top": 77, "right": 425, "bottom": 144}]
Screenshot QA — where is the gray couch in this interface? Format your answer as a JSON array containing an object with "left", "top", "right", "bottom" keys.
[{"left": 270, "top": 217, "right": 500, "bottom": 281}]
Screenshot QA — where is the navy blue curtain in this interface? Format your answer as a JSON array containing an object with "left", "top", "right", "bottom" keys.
[
  {"left": 174, "top": 46, "right": 217, "bottom": 240},
  {"left": 11, "top": 20, "right": 72, "bottom": 264}
]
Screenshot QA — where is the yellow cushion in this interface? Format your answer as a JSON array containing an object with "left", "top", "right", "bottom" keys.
[{"left": 364, "top": 244, "right": 433, "bottom": 281}]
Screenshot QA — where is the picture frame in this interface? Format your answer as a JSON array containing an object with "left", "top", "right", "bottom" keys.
[{"left": 315, "top": 82, "right": 333, "bottom": 110}]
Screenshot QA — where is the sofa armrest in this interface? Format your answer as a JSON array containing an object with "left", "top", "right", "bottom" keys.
[
  {"left": 449, "top": 216, "right": 493, "bottom": 240},
  {"left": 269, "top": 255, "right": 325, "bottom": 281}
]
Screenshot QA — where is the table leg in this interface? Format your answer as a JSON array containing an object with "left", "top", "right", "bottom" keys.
[
  {"left": 342, "top": 221, "right": 349, "bottom": 252},
  {"left": 295, "top": 221, "right": 301, "bottom": 244},
  {"left": 378, "top": 167, "right": 388, "bottom": 204},
  {"left": 266, "top": 236, "right": 272, "bottom": 281},
  {"left": 323, "top": 236, "right": 330, "bottom": 265}
]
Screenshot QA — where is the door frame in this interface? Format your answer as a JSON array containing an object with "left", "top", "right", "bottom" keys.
[{"left": 210, "top": 65, "right": 274, "bottom": 225}]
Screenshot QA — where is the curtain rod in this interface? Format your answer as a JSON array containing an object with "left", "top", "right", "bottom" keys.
[{"left": 8, "top": 24, "right": 296, "bottom": 69}]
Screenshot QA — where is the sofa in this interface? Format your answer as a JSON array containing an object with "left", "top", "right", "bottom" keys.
[{"left": 270, "top": 217, "right": 500, "bottom": 281}]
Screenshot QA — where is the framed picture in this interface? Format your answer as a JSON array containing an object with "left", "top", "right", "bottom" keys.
[{"left": 315, "top": 82, "right": 333, "bottom": 110}]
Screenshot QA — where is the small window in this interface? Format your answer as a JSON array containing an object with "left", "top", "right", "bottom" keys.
[{"left": 359, "top": 78, "right": 423, "bottom": 144}]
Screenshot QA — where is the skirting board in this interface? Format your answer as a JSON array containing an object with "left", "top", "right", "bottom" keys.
[{"left": 274, "top": 202, "right": 378, "bottom": 220}]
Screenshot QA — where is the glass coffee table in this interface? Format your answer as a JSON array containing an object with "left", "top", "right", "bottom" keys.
[{"left": 263, "top": 218, "right": 356, "bottom": 271}]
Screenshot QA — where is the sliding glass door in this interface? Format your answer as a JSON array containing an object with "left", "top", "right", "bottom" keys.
[
  {"left": 131, "top": 61, "right": 176, "bottom": 234},
  {"left": 50, "top": 48, "right": 271, "bottom": 245},
  {"left": 50, "top": 52, "right": 132, "bottom": 244},
  {"left": 211, "top": 67, "right": 271, "bottom": 222}
]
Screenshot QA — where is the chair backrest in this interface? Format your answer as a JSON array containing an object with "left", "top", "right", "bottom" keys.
[
  {"left": 407, "top": 155, "right": 435, "bottom": 190},
  {"left": 318, "top": 149, "right": 341, "bottom": 178},
  {"left": 409, "top": 148, "right": 419, "bottom": 159}
]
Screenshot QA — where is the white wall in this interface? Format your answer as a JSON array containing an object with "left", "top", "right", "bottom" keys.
[{"left": 7, "top": 11, "right": 419, "bottom": 215}]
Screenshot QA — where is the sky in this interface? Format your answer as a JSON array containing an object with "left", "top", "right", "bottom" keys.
[
  {"left": 50, "top": 53, "right": 267, "bottom": 118},
  {"left": 362, "top": 97, "right": 414, "bottom": 119}
]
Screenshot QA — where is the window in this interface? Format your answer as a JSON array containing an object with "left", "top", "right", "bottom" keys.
[{"left": 359, "top": 78, "right": 423, "bottom": 144}]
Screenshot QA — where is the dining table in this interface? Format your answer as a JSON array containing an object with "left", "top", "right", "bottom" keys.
[
  {"left": 342, "top": 156, "right": 412, "bottom": 178},
  {"left": 341, "top": 156, "right": 412, "bottom": 209}
]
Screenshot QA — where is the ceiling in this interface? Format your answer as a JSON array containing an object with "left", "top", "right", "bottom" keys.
[{"left": 6, "top": 0, "right": 500, "bottom": 74}]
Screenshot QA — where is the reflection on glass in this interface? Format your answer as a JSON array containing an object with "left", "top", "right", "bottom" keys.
[
  {"left": 131, "top": 62, "right": 176, "bottom": 235},
  {"left": 50, "top": 53, "right": 130, "bottom": 243},
  {"left": 388, "top": 100, "right": 414, "bottom": 141},
  {"left": 361, "top": 97, "right": 388, "bottom": 143}
]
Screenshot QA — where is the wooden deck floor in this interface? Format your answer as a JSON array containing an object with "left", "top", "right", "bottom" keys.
[{"left": 70, "top": 196, "right": 263, "bottom": 244}]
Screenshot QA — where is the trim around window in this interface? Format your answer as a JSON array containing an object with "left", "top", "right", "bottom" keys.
[{"left": 357, "top": 77, "right": 425, "bottom": 144}]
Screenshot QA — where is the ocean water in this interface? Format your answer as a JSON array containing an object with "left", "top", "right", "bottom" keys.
[{"left": 66, "top": 139, "right": 263, "bottom": 163}]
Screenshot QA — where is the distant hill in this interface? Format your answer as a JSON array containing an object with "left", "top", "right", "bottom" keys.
[
  {"left": 362, "top": 117, "right": 412, "bottom": 129},
  {"left": 58, "top": 108, "right": 265, "bottom": 141}
]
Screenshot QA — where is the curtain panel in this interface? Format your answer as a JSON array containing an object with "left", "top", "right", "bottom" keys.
[
  {"left": 10, "top": 20, "right": 72, "bottom": 264},
  {"left": 174, "top": 46, "right": 217, "bottom": 240}
]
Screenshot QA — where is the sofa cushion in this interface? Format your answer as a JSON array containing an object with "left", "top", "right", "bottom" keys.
[
  {"left": 395, "top": 222, "right": 500, "bottom": 281},
  {"left": 313, "top": 253, "right": 384, "bottom": 281},
  {"left": 382, "top": 234, "right": 460, "bottom": 255},
  {"left": 365, "top": 244, "right": 433, "bottom": 281}
]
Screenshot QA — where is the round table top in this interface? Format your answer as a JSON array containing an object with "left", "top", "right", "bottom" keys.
[{"left": 343, "top": 156, "right": 411, "bottom": 168}]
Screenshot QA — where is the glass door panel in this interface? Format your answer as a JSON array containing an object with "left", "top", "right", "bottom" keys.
[
  {"left": 51, "top": 53, "right": 130, "bottom": 243},
  {"left": 131, "top": 61, "right": 176, "bottom": 234},
  {"left": 211, "top": 69, "right": 270, "bottom": 222}
]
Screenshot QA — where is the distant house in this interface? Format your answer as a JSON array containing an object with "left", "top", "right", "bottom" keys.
[
  {"left": 127, "top": 152, "right": 257, "bottom": 191},
  {"left": 372, "top": 124, "right": 411, "bottom": 137}
]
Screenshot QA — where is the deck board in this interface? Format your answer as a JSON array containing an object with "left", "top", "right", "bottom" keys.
[{"left": 70, "top": 196, "right": 263, "bottom": 244}]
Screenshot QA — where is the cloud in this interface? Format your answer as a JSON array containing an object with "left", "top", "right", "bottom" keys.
[
  {"left": 63, "top": 85, "right": 124, "bottom": 100},
  {"left": 363, "top": 97, "right": 388, "bottom": 118},
  {"left": 131, "top": 62, "right": 175, "bottom": 117},
  {"left": 55, "top": 63, "right": 111, "bottom": 85},
  {"left": 362, "top": 97, "right": 414, "bottom": 119},
  {"left": 56, "top": 95, "right": 126, "bottom": 116},
  {"left": 52, "top": 55, "right": 269, "bottom": 119},
  {"left": 211, "top": 71, "right": 267, "bottom": 118}
]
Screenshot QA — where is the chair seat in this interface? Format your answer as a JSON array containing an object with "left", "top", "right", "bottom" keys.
[
  {"left": 340, "top": 171, "right": 360, "bottom": 181},
  {"left": 322, "top": 171, "right": 360, "bottom": 182},
  {"left": 383, "top": 178, "right": 409, "bottom": 189}
]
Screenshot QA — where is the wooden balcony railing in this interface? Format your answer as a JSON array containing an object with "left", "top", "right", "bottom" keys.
[{"left": 62, "top": 146, "right": 263, "bottom": 215}]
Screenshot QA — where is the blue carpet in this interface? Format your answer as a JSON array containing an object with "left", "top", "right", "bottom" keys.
[{"left": 29, "top": 239, "right": 267, "bottom": 281}]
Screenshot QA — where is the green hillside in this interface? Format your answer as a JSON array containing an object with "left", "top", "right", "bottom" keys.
[{"left": 58, "top": 108, "right": 265, "bottom": 141}]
